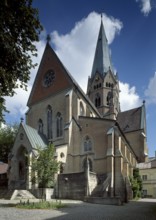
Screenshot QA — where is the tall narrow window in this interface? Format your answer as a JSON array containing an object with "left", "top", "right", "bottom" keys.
[
  {"left": 84, "top": 135, "right": 92, "bottom": 151},
  {"left": 107, "top": 91, "right": 113, "bottom": 106},
  {"left": 80, "top": 102, "right": 85, "bottom": 116},
  {"left": 38, "top": 119, "right": 43, "bottom": 133},
  {"left": 47, "top": 105, "right": 52, "bottom": 139},
  {"left": 56, "top": 112, "right": 63, "bottom": 137},
  {"left": 95, "top": 93, "right": 101, "bottom": 107}
]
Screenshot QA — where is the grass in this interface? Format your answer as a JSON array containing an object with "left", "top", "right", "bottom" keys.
[{"left": 15, "top": 200, "right": 67, "bottom": 209}]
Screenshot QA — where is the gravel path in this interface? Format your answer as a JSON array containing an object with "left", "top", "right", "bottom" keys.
[{"left": 0, "top": 198, "right": 155, "bottom": 220}]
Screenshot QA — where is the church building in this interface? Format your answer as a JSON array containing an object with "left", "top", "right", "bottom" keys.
[{"left": 8, "top": 17, "right": 148, "bottom": 202}]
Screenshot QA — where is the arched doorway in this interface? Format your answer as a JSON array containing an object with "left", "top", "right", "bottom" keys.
[{"left": 17, "top": 146, "right": 28, "bottom": 189}]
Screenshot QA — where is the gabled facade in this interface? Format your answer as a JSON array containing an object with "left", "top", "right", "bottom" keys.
[
  {"left": 137, "top": 155, "right": 156, "bottom": 198},
  {"left": 117, "top": 102, "right": 148, "bottom": 163},
  {"left": 8, "top": 17, "right": 148, "bottom": 202}
]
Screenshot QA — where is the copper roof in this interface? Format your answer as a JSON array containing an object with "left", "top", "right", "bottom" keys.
[{"left": 21, "top": 123, "right": 48, "bottom": 149}]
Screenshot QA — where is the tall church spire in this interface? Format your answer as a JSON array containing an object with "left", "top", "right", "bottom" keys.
[
  {"left": 87, "top": 15, "right": 120, "bottom": 119},
  {"left": 91, "top": 16, "right": 113, "bottom": 78}
]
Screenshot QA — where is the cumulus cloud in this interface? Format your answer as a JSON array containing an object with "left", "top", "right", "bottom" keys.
[
  {"left": 51, "top": 12, "right": 123, "bottom": 92},
  {"left": 4, "top": 85, "right": 31, "bottom": 117},
  {"left": 5, "top": 11, "right": 142, "bottom": 121},
  {"left": 136, "top": 0, "right": 152, "bottom": 16},
  {"left": 119, "top": 82, "right": 142, "bottom": 111},
  {"left": 144, "top": 72, "right": 156, "bottom": 104},
  {"left": 5, "top": 12, "right": 123, "bottom": 122},
  {"left": 4, "top": 38, "right": 45, "bottom": 121}
]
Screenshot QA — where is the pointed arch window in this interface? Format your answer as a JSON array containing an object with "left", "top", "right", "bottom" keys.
[
  {"left": 107, "top": 91, "right": 113, "bottom": 106},
  {"left": 56, "top": 112, "right": 63, "bottom": 137},
  {"left": 38, "top": 118, "right": 43, "bottom": 133},
  {"left": 84, "top": 135, "right": 92, "bottom": 152},
  {"left": 80, "top": 102, "right": 85, "bottom": 116},
  {"left": 95, "top": 93, "right": 101, "bottom": 107},
  {"left": 47, "top": 105, "right": 52, "bottom": 139}
]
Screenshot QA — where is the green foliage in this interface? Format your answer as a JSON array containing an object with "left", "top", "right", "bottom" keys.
[
  {"left": 0, "top": 98, "right": 9, "bottom": 123},
  {"left": 16, "top": 200, "right": 66, "bottom": 209},
  {"left": 130, "top": 168, "right": 142, "bottom": 199},
  {"left": 0, "top": 0, "right": 43, "bottom": 122},
  {"left": 31, "top": 144, "right": 59, "bottom": 188},
  {"left": 0, "top": 123, "right": 19, "bottom": 162}
]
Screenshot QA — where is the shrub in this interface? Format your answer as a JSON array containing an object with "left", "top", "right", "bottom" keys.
[
  {"left": 130, "top": 168, "right": 142, "bottom": 199},
  {"left": 16, "top": 200, "right": 66, "bottom": 209}
]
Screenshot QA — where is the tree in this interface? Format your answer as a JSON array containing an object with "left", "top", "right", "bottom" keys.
[
  {"left": 0, "top": 123, "right": 19, "bottom": 163},
  {"left": 31, "top": 144, "right": 60, "bottom": 189},
  {"left": 130, "top": 168, "right": 142, "bottom": 199},
  {"left": 0, "top": 0, "right": 43, "bottom": 122}
]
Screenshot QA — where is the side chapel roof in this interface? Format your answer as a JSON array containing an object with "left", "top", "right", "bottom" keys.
[
  {"left": 117, "top": 102, "right": 146, "bottom": 133},
  {"left": 21, "top": 123, "right": 48, "bottom": 149}
]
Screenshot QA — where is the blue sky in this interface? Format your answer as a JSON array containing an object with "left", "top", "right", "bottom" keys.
[{"left": 4, "top": 0, "right": 156, "bottom": 157}]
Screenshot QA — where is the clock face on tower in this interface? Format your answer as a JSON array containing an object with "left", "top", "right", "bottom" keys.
[{"left": 43, "top": 70, "right": 55, "bottom": 87}]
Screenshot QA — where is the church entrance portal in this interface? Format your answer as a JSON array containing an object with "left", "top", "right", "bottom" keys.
[{"left": 17, "top": 146, "right": 28, "bottom": 189}]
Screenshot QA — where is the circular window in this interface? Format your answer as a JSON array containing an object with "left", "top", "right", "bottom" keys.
[{"left": 43, "top": 70, "right": 55, "bottom": 87}]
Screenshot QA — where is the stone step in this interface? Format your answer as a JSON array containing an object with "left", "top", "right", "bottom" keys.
[
  {"left": 0, "top": 189, "right": 36, "bottom": 200},
  {"left": 91, "top": 175, "right": 111, "bottom": 197},
  {"left": 10, "top": 190, "right": 36, "bottom": 200}
]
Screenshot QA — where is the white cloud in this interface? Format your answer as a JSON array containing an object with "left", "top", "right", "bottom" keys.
[
  {"left": 145, "top": 72, "right": 156, "bottom": 104},
  {"left": 4, "top": 38, "right": 45, "bottom": 120},
  {"left": 119, "top": 82, "right": 142, "bottom": 111},
  {"left": 136, "top": 0, "right": 152, "bottom": 16},
  {"left": 4, "top": 85, "right": 31, "bottom": 116},
  {"left": 5, "top": 11, "right": 142, "bottom": 121},
  {"left": 5, "top": 11, "right": 123, "bottom": 122},
  {"left": 51, "top": 12, "right": 123, "bottom": 92}
]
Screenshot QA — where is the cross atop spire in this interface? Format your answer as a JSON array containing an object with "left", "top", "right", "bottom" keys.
[{"left": 46, "top": 34, "right": 51, "bottom": 43}]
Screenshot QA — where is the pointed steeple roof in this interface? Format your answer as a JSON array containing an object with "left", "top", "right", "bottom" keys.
[{"left": 91, "top": 17, "right": 113, "bottom": 78}]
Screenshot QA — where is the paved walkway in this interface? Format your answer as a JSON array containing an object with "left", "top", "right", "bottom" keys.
[{"left": 0, "top": 198, "right": 155, "bottom": 220}]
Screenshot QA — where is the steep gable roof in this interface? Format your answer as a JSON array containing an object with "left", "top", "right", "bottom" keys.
[
  {"left": 28, "top": 41, "right": 101, "bottom": 117},
  {"left": 14, "top": 123, "right": 48, "bottom": 150},
  {"left": 27, "top": 42, "right": 73, "bottom": 106},
  {"left": 22, "top": 123, "right": 48, "bottom": 149},
  {"left": 117, "top": 106, "right": 143, "bottom": 133}
]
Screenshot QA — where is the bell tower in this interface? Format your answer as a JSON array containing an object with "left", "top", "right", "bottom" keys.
[{"left": 87, "top": 16, "right": 120, "bottom": 119}]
